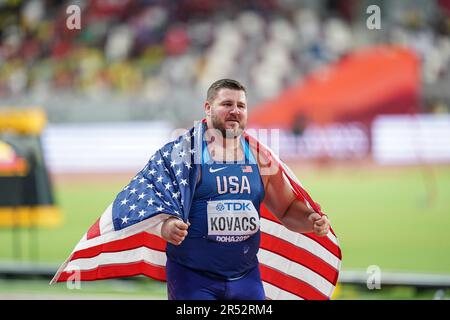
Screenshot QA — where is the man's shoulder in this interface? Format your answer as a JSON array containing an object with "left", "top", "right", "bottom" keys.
[{"left": 246, "top": 140, "right": 273, "bottom": 171}]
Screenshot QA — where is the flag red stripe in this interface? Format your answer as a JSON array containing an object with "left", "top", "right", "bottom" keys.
[
  {"left": 67, "top": 233, "right": 338, "bottom": 287},
  {"left": 57, "top": 260, "right": 328, "bottom": 300},
  {"left": 57, "top": 258, "right": 328, "bottom": 300},
  {"left": 66, "top": 232, "right": 337, "bottom": 291},
  {"left": 259, "top": 264, "right": 328, "bottom": 300},
  {"left": 260, "top": 205, "right": 282, "bottom": 223},
  {"left": 260, "top": 206, "right": 341, "bottom": 259},
  {"left": 260, "top": 233, "right": 338, "bottom": 285},
  {"left": 70, "top": 232, "right": 338, "bottom": 285},
  {"left": 56, "top": 260, "right": 166, "bottom": 282},
  {"left": 70, "top": 232, "right": 166, "bottom": 261},
  {"left": 86, "top": 218, "right": 101, "bottom": 240}
]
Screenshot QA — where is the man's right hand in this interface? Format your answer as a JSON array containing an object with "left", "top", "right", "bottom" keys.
[{"left": 161, "top": 217, "right": 189, "bottom": 245}]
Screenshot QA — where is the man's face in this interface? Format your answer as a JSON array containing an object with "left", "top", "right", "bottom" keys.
[{"left": 205, "top": 88, "right": 248, "bottom": 138}]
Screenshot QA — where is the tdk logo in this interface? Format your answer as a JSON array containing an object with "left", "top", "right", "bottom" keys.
[
  {"left": 218, "top": 202, "right": 251, "bottom": 211},
  {"left": 216, "top": 203, "right": 225, "bottom": 211}
]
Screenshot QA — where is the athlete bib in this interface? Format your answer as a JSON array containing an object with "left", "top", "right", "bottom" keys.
[{"left": 207, "top": 199, "right": 260, "bottom": 242}]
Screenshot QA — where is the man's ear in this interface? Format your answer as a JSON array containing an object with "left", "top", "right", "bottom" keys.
[{"left": 204, "top": 101, "right": 211, "bottom": 117}]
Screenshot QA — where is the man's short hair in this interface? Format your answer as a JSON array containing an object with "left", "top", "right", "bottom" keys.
[{"left": 206, "top": 79, "right": 247, "bottom": 102}]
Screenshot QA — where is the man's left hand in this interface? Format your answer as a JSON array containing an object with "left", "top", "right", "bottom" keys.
[{"left": 308, "top": 213, "right": 330, "bottom": 237}]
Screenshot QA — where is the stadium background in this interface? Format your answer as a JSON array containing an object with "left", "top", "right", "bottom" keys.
[{"left": 0, "top": 0, "right": 450, "bottom": 299}]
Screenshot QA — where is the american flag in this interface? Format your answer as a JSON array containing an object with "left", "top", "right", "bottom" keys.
[
  {"left": 51, "top": 120, "right": 342, "bottom": 300},
  {"left": 241, "top": 165, "right": 253, "bottom": 173}
]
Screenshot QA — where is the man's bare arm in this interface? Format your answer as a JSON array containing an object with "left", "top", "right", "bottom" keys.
[{"left": 262, "top": 163, "right": 329, "bottom": 236}]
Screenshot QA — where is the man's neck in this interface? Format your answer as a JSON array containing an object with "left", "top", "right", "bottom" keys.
[
  {"left": 208, "top": 136, "right": 244, "bottom": 162},
  {"left": 205, "top": 131, "right": 244, "bottom": 162}
]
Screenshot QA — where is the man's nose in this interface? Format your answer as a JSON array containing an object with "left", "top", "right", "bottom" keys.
[{"left": 229, "top": 105, "right": 240, "bottom": 114}]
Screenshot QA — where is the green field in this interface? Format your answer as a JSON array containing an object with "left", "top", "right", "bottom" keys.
[
  {"left": 291, "top": 164, "right": 450, "bottom": 274},
  {"left": 1, "top": 164, "right": 450, "bottom": 299}
]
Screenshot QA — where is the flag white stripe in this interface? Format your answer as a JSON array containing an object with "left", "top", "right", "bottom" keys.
[
  {"left": 99, "top": 203, "right": 114, "bottom": 235},
  {"left": 261, "top": 218, "right": 340, "bottom": 269},
  {"left": 258, "top": 249, "right": 334, "bottom": 297},
  {"left": 263, "top": 282, "right": 303, "bottom": 300},
  {"left": 327, "top": 232, "right": 338, "bottom": 246},
  {"left": 65, "top": 246, "right": 167, "bottom": 272},
  {"left": 74, "top": 214, "right": 169, "bottom": 251}
]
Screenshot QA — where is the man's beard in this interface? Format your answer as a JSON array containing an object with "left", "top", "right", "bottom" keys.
[{"left": 211, "top": 114, "right": 246, "bottom": 138}]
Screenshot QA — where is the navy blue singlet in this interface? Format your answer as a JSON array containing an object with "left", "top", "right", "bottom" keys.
[{"left": 166, "top": 135, "right": 265, "bottom": 279}]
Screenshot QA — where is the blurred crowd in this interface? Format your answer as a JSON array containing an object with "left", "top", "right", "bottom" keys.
[{"left": 1, "top": 0, "right": 450, "bottom": 123}]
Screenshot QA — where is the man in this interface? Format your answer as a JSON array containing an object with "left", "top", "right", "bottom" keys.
[
  {"left": 51, "top": 79, "right": 339, "bottom": 301},
  {"left": 160, "top": 79, "right": 330, "bottom": 300}
]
